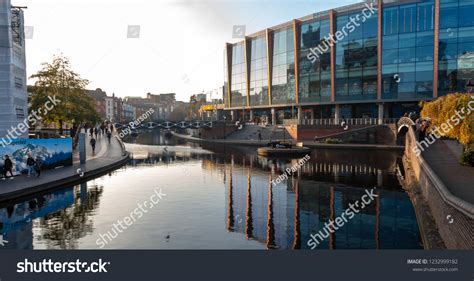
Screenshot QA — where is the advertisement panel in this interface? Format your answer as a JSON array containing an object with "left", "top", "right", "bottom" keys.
[{"left": 0, "top": 138, "right": 73, "bottom": 176}]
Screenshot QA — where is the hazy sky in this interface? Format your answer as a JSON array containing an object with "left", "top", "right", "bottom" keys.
[{"left": 15, "top": 0, "right": 360, "bottom": 101}]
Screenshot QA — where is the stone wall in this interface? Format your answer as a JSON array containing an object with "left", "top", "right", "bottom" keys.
[
  {"left": 187, "top": 123, "right": 237, "bottom": 139},
  {"left": 289, "top": 124, "right": 396, "bottom": 145},
  {"left": 405, "top": 126, "right": 474, "bottom": 249}
]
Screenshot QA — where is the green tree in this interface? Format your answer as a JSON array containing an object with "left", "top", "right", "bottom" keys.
[{"left": 29, "top": 54, "right": 100, "bottom": 134}]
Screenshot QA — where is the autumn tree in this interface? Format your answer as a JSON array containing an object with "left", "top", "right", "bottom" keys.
[
  {"left": 28, "top": 54, "right": 100, "bottom": 134},
  {"left": 420, "top": 93, "right": 474, "bottom": 146}
]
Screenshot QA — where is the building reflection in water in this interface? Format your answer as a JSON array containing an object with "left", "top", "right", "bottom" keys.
[
  {"left": 245, "top": 170, "right": 253, "bottom": 240},
  {"left": 266, "top": 175, "right": 276, "bottom": 249},
  {"left": 223, "top": 150, "right": 422, "bottom": 250},
  {"left": 0, "top": 182, "right": 104, "bottom": 249},
  {"left": 0, "top": 143, "right": 422, "bottom": 250}
]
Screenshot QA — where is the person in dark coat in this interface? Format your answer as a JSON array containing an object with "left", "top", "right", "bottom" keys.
[
  {"left": 90, "top": 137, "right": 97, "bottom": 154},
  {"left": 35, "top": 156, "right": 43, "bottom": 177},
  {"left": 106, "top": 130, "right": 112, "bottom": 144},
  {"left": 2, "top": 155, "right": 14, "bottom": 180},
  {"left": 26, "top": 154, "right": 36, "bottom": 177}
]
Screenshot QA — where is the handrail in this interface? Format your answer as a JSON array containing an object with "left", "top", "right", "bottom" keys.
[
  {"left": 115, "top": 134, "right": 127, "bottom": 157},
  {"left": 407, "top": 126, "right": 474, "bottom": 219},
  {"left": 300, "top": 118, "right": 400, "bottom": 126}
]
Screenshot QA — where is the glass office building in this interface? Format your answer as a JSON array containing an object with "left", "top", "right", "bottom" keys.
[
  {"left": 223, "top": 0, "right": 474, "bottom": 124},
  {"left": 0, "top": 0, "right": 28, "bottom": 138}
]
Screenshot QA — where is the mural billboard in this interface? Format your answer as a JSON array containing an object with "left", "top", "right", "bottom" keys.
[{"left": 0, "top": 138, "right": 73, "bottom": 176}]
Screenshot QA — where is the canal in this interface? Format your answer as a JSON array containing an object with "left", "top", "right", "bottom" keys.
[{"left": 0, "top": 132, "right": 422, "bottom": 249}]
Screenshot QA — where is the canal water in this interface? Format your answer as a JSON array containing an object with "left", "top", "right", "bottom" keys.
[{"left": 0, "top": 132, "right": 422, "bottom": 250}]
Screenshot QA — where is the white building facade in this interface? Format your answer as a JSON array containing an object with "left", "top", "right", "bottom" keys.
[
  {"left": 105, "top": 96, "right": 114, "bottom": 122},
  {"left": 0, "top": 0, "right": 28, "bottom": 138}
]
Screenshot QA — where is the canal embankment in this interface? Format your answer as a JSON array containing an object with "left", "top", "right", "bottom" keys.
[
  {"left": 0, "top": 134, "right": 129, "bottom": 205},
  {"left": 403, "top": 126, "right": 474, "bottom": 249},
  {"left": 171, "top": 131, "right": 404, "bottom": 151}
]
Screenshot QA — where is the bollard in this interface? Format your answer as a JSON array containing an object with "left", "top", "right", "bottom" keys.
[{"left": 79, "top": 133, "right": 86, "bottom": 164}]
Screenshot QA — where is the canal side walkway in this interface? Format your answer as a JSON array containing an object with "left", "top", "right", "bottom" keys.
[
  {"left": 0, "top": 134, "right": 129, "bottom": 204},
  {"left": 171, "top": 132, "right": 404, "bottom": 151},
  {"left": 423, "top": 140, "right": 474, "bottom": 205}
]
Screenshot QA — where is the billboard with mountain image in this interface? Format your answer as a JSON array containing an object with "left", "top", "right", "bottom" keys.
[{"left": 0, "top": 138, "right": 73, "bottom": 176}]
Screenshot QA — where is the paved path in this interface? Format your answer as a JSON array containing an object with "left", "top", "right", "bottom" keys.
[
  {"left": 423, "top": 140, "right": 474, "bottom": 205},
  {"left": 0, "top": 134, "right": 128, "bottom": 203}
]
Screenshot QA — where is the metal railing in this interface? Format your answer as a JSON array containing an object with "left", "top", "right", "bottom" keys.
[{"left": 300, "top": 118, "right": 399, "bottom": 126}]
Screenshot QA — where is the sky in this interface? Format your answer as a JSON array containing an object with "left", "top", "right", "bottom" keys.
[{"left": 14, "top": 0, "right": 360, "bottom": 102}]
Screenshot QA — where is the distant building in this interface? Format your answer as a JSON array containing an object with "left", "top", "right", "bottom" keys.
[
  {"left": 104, "top": 96, "right": 115, "bottom": 122},
  {"left": 196, "top": 94, "right": 207, "bottom": 103},
  {"left": 122, "top": 102, "right": 135, "bottom": 122},
  {"left": 85, "top": 89, "right": 108, "bottom": 120},
  {"left": 0, "top": 2, "right": 28, "bottom": 138}
]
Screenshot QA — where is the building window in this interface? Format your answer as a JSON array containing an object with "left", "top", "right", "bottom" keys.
[
  {"left": 230, "top": 43, "right": 246, "bottom": 107},
  {"left": 272, "top": 27, "right": 296, "bottom": 105},
  {"left": 11, "top": 9, "right": 24, "bottom": 46},
  {"left": 14, "top": 77, "right": 23, "bottom": 89},
  {"left": 16, "top": 107, "right": 25, "bottom": 118},
  {"left": 249, "top": 36, "right": 269, "bottom": 106}
]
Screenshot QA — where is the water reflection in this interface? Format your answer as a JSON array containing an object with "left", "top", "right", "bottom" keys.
[
  {"left": 0, "top": 182, "right": 104, "bottom": 249},
  {"left": 0, "top": 134, "right": 422, "bottom": 250}
]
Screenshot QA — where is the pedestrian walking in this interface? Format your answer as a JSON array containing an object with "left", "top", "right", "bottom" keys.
[
  {"left": 95, "top": 127, "right": 99, "bottom": 139},
  {"left": 89, "top": 127, "right": 94, "bottom": 137},
  {"left": 26, "top": 154, "right": 36, "bottom": 177},
  {"left": 106, "top": 130, "right": 112, "bottom": 144},
  {"left": 90, "top": 137, "right": 97, "bottom": 154},
  {"left": 2, "top": 155, "right": 14, "bottom": 180},
  {"left": 35, "top": 156, "right": 43, "bottom": 177}
]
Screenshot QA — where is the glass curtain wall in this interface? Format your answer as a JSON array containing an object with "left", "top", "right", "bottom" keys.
[
  {"left": 224, "top": 49, "right": 229, "bottom": 107},
  {"left": 249, "top": 36, "right": 269, "bottom": 106},
  {"left": 438, "top": 0, "right": 474, "bottom": 95},
  {"left": 335, "top": 11, "right": 378, "bottom": 102},
  {"left": 271, "top": 27, "right": 296, "bottom": 105},
  {"left": 231, "top": 43, "right": 247, "bottom": 108},
  {"left": 299, "top": 19, "right": 331, "bottom": 103},
  {"left": 382, "top": 2, "right": 435, "bottom": 100}
]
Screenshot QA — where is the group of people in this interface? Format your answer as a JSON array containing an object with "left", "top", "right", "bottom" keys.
[
  {"left": 86, "top": 123, "right": 115, "bottom": 154},
  {"left": 1, "top": 153, "right": 42, "bottom": 181}
]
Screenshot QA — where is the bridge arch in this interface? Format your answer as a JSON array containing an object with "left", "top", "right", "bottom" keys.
[{"left": 396, "top": 117, "right": 416, "bottom": 145}]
